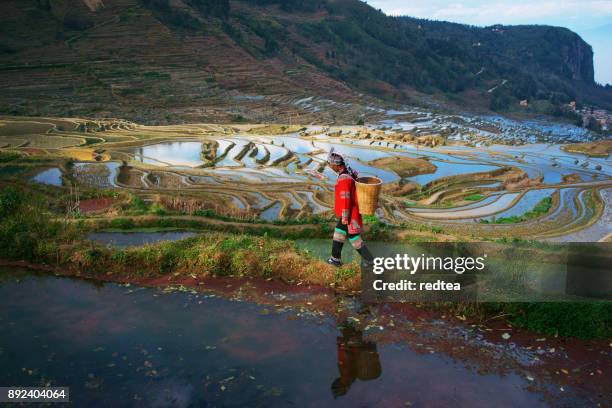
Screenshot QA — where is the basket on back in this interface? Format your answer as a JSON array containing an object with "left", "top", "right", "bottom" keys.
[{"left": 355, "top": 176, "right": 382, "bottom": 216}]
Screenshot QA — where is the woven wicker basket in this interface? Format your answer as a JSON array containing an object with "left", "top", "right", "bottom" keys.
[{"left": 355, "top": 176, "right": 382, "bottom": 216}]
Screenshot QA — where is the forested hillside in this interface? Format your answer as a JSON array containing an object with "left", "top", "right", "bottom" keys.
[{"left": 0, "top": 0, "right": 610, "bottom": 124}]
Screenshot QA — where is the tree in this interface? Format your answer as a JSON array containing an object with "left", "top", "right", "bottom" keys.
[{"left": 584, "top": 116, "right": 602, "bottom": 133}]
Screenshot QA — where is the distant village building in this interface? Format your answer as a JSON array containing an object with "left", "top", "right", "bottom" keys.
[
  {"left": 519, "top": 100, "right": 528, "bottom": 107},
  {"left": 579, "top": 106, "right": 612, "bottom": 132}
]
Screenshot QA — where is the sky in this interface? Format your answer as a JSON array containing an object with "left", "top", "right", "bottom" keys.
[{"left": 364, "top": 0, "right": 612, "bottom": 85}]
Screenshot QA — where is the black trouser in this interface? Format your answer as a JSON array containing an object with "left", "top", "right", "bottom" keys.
[{"left": 331, "top": 219, "right": 373, "bottom": 262}]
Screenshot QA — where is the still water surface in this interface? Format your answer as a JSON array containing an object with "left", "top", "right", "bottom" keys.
[{"left": 0, "top": 269, "right": 559, "bottom": 407}]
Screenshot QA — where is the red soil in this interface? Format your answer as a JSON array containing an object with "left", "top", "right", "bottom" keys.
[{"left": 78, "top": 197, "right": 117, "bottom": 214}]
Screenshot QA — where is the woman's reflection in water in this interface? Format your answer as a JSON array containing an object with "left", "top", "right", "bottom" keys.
[{"left": 331, "top": 319, "right": 382, "bottom": 398}]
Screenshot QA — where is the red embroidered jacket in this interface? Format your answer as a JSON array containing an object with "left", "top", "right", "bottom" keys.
[{"left": 334, "top": 173, "right": 362, "bottom": 234}]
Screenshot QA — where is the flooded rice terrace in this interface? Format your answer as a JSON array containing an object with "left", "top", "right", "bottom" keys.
[
  {"left": 18, "top": 108, "right": 612, "bottom": 240},
  {"left": 1, "top": 268, "right": 608, "bottom": 408}
]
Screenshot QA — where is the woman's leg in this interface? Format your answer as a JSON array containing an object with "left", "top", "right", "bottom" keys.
[
  {"left": 329, "top": 220, "right": 348, "bottom": 266},
  {"left": 347, "top": 232, "right": 374, "bottom": 264}
]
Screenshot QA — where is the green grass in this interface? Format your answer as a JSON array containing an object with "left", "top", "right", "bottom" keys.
[
  {"left": 481, "top": 196, "right": 553, "bottom": 224},
  {"left": 2, "top": 186, "right": 610, "bottom": 339},
  {"left": 129, "top": 195, "right": 149, "bottom": 213},
  {"left": 464, "top": 193, "right": 484, "bottom": 201},
  {"left": 0, "top": 151, "right": 22, "bottom": 162},
  {"left": 481, "top": 302, "right": 612, "bottom": 339}
]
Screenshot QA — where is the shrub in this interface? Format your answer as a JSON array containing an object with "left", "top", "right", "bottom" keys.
[
  {"left": 0, "top": 187, "right": 79, "bottom": 260},
  {"left": 484, "top": 302, "right": 612, "bottom": 339}
]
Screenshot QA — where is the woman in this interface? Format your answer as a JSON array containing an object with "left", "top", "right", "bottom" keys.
[{"left": 326, "top": 149, "right": 374, "bottom": 267}]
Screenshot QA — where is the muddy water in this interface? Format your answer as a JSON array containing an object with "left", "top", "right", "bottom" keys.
[{"left": 0, "top": 269, "right": 574, "bottom": 407}]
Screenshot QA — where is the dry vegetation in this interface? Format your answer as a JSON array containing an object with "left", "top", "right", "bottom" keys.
[
  {"left": 369, "top": 156, "right": 436, "bottom": 177},
  {"left": 562, "top": 140, "right": 612, "bottom": 157}
]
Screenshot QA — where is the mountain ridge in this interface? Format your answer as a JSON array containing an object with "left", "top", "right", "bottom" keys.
[{"left": 0, "top": 0, "right": 610, "bottom": 124}]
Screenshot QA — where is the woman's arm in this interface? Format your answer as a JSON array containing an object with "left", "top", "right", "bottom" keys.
[{"left": 337, "top": 177, "right": 352, "bottom": 224}]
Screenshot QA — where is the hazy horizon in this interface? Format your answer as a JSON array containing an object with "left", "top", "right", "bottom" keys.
[{"left": 365, "top": 0, "right": 612, "bottom": 85}]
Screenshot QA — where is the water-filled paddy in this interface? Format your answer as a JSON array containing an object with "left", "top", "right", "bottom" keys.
[
  {"left": 131, "top": 141, "right": 204, "bottom": 167},
  {"left": 411, "top": 193, "right": 520, "bottom": 220},
  {"left": 72, "top": 162, "right": 120, "bottom": 188},
  {"left": 7, "top": 115, "right": 611, "bottom": 241},
  {"left": 481, "top": 189, "right": 556, "bottom": 221},
  {"left": 282, "top": 192, "right": 303, "bottom": 210},
  {"left": 215, "top": 138, "right": 250, "bottom": 167},
  {"left": 297, "top": 192, "right": 330, "bottom": 214},
  {"left": 546, "top": 188, "right": 612, "bottom": 242},
  {"left": 32, "top": 167, "right": 62, "bottom": 186},
  {"left": 259, "top": 201, "right": 283, "bottom": 221},
  {"left": 408, "top": 161, "right": 499, "bottom": 185},
  {"left": 0, "top": 269, "right": 578, "bottom": 407},
  {"left": 248, "top": 192, "right": 274, "bottom": 209},
  {"left": 409, "top": 194, "right": 502, "bottom": 213}
]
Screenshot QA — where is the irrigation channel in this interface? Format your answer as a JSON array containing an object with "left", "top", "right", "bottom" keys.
[{"left": 1, "top": 268, "right": 610, "bottom": 407}]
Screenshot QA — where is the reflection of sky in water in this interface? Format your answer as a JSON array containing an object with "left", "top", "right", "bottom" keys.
[
  {"left": 484, "top": 144, "right": 611, "bottom": 181},
  {"left": 410, "top": 194, "right": 501, "bottom": 213},
  {"left": 229, "top": 195, "right": 246, "bottom": 210},
  {"left": 262, "top": 143, "right": 290, "bottom": 163},
  {"left": 283, "top": 193, "right": 303, "bottom": 210},
  {"left": 248, "top": 192, "right": 273, "bottom": 209},
  {"left": 385, "top": 110, "right": 595, "bottom": 145},
  {"left": 123, "top": 127, "right": 609, "bottom": 189},
  {"left": 267, "top": 136, "right": 318, "bottom": 154},
  {"left": 215, "top": 139, "right": 250, "bottom": 167},
  {"left": 132, "top": 142, "right": 204, "bottom": 167},
  {"left": 32, "top": 168, "right": 62, "bottom": 186},
  {"left": 297, "top": 192, "right": 330, "bottom": 213},
  {"left": 214, "top": 139, "right": 234, "bottom": 159},
  {"left": 547, "top": 188, "right": 580, "bottom": 219},
  {"left": 259, "top": 201, "right": 282, "bottom": 221},
  {"left": 316, "top": 156, "right": 399, "bottom": 184},
  {"left": 238, "top": 143, "right": 266, "bottom": 167},
  {"left": 408, "top": 161, "right": 498, "bottom": 185},
  {"left": 481, "top": 189, "right": 556, "bottom": 221},
  {"left": 208, "top": 168, "right": 307, "bottom": 183},
  {"left": 0, "top": 271, "right": 558, "bottom": 407},
  {"left": 313, "top": 141, "right": 390, "bottom": 161},
  {"left": 546, "top": 188, "right": 612, "bottom": 242},
  {"left": 411, "top": 193, "right": 519, "bottom": 219}
]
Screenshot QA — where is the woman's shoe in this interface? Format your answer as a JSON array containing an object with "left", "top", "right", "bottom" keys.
[{"left": 327, "top": 257, "right": 342, "bottom": 267}]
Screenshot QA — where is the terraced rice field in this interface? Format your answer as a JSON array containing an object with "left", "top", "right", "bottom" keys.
[{"left": 2, "top": 114, "right": 610, "bottom": 241}]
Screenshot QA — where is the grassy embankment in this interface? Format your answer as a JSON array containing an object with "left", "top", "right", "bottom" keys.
[
  {"left": 0, "top": 187, "right": 360, "bottom": 290},
  {"left": 561, "top": 140, "right": 612, "bottom": 158},
  {"left": 0, "top": 186, "right": 610, "bottom": 339},
  {"left": 480, "top": 196, "right": 552, "bottom": 224},
  {"left": 464, "top": 193, "right": 484, "bottom": 201}
]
